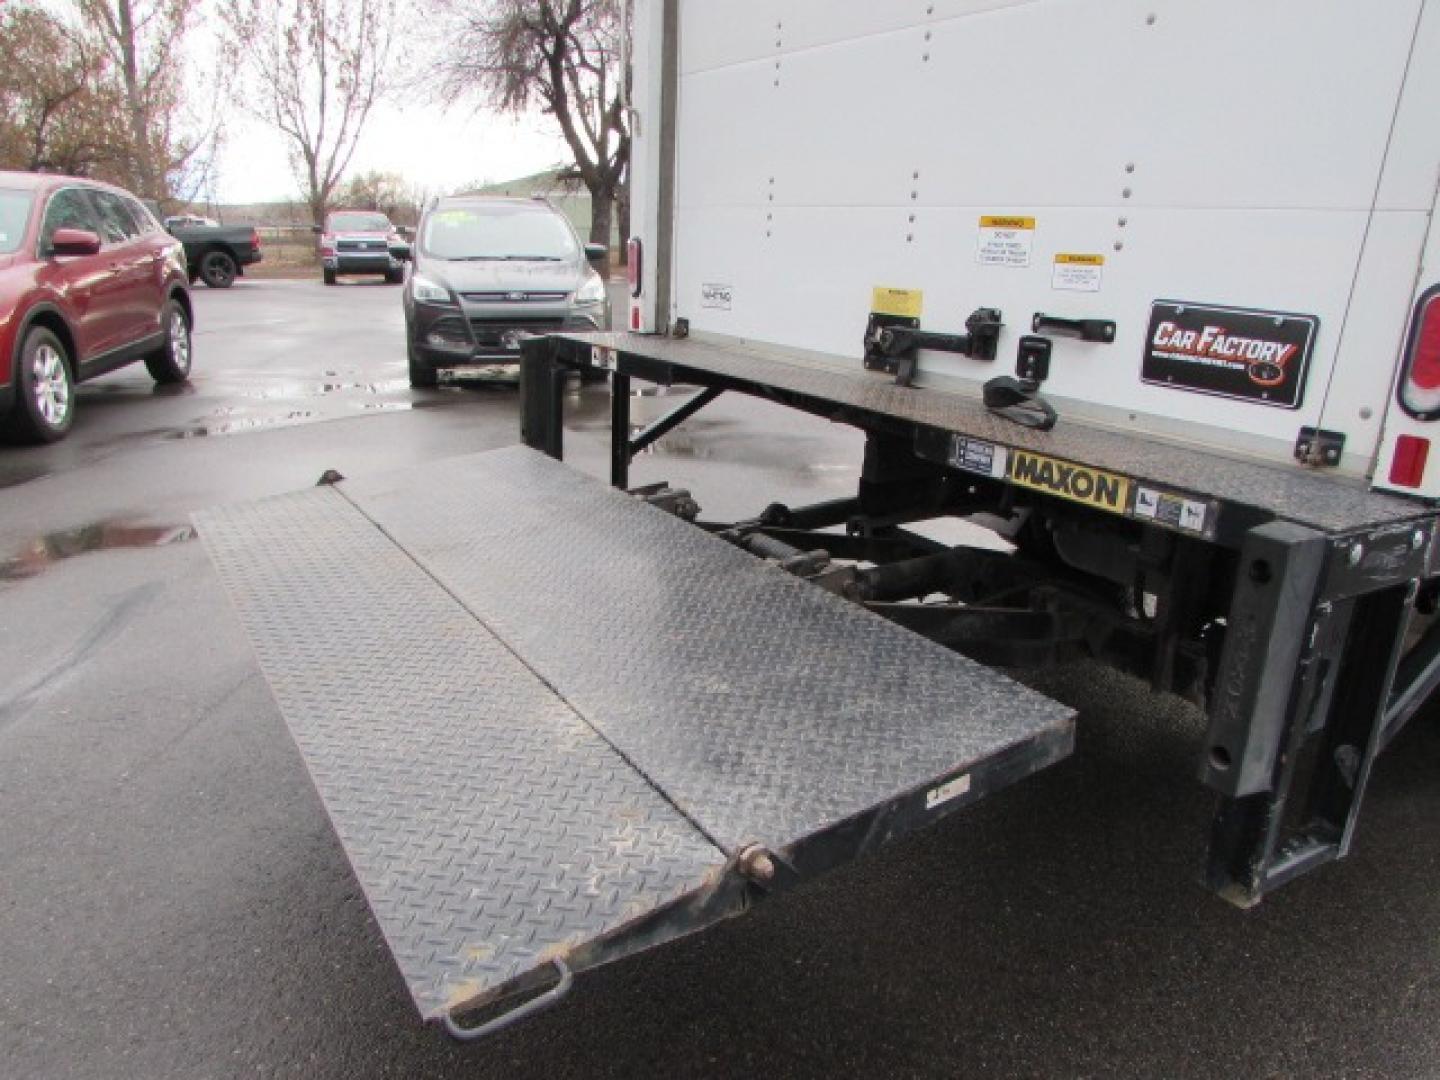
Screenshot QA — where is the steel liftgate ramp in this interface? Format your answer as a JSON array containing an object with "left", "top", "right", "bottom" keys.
[{"left": 197, "top": 446, "right": 1074, "bottom": 1035}]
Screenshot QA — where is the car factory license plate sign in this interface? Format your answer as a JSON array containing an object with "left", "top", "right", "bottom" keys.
[{"left": 1142, "top": 301, "right": 1318, "bottom": 409}]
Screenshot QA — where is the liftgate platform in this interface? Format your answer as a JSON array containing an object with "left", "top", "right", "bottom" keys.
[{"left": 198, "top": 446, "right": 1075, "bottom": 1037}]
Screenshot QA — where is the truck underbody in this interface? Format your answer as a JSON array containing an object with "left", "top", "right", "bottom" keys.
[{"left": 198, "top": 327, "right": 1439, "bottom": 1039}]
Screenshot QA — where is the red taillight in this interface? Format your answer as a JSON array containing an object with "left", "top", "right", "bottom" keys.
[
  {"left": 250, "top": 228, "right": 261, "bottom": 251},
  {"left": 1390, "top": 434, "right": 1430, "bottom": 487},
  {"left": 630, "top": 305, "right": 641, "bottom": 330},
  {"left": 1398, "top": 287, "right": 1440, "bottom": 419},
  {"left": 626, "top": 237, "right": 642, "bottom": 298}
]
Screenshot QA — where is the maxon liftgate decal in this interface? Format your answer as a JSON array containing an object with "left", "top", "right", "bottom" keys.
[{"left": 1141, "top": 301, "right": 1319, "bottom": 409}]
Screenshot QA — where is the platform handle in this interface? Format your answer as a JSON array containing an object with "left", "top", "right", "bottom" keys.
[{"left": 441, "top": 960, "right": 573, "bottom": 1042}]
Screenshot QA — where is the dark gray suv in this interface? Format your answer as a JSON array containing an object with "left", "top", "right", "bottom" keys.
[{"left": 402, "top": 197, "right": 610, "bottom": 387}]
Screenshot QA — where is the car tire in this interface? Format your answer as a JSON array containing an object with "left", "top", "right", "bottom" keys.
[
  {"left": 199, "top": 250, "right": 237, "bottom": 289},
  {"left": 407, "top": 339, "right": 437, "bottom": 388},
  {"left": 385, "top": 268, "right": 404, "bottom": 284},
  {"left": 2, "top": 326, "right": 75, "bottom": 444},
  {"left": 323, "top": 267, "right": 337, "bottom": 286},
  {"left": 144, "top": 299, "right": 193, "bottom": 384}
]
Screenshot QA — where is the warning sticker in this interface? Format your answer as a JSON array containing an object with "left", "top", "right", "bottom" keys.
[
  {"left": 977, "top": 215, "right": 1036, "bottom": 268},
  {"left": 1052, "top": 253, "right": 1104, "bottom": 293},
  {"left": 1008, "top": 449, "right": 1130, "bottom": 514},
  {"left": 1133, "top": 486, "right": 1211, "bottom": 535},
  {"left": 871, "top": 286, "right": 923, "bottom": 318},
  {"left": 948, "top": 435, "right": 1008, "bottom": 479}
]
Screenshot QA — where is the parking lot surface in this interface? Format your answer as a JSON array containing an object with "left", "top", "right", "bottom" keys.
[{"left": 1, "top": 279, "right": 1437, "bottom": 1079}]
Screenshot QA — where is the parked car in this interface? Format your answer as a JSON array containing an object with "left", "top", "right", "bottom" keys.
[
  {"left": 314, "top": 210, "right": 409, "bottom": 285},
  {"left": 0, "top": 171, "right": 193, "bottom": 443},
  {"left": 401, "top": 196, "right": 610, "bottom": 387},
  {"left": 165, "top": 219, "right": 263, "bottom": 289}
]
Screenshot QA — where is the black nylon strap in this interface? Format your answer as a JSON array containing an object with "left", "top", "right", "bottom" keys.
[{"left": 982, "top": 377, "right": 1058, "bottom": 431}]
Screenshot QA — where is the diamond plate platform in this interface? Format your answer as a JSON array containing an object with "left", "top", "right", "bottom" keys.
[
  {"left": 197, "top": 489, "right": 722, "bottom": 1018},
  {"left": 344, "top": 447, "right": 1073, "bottom": 853},
  {"left": 198, "top": 449, "right": 1074, "bottom": 1024}
]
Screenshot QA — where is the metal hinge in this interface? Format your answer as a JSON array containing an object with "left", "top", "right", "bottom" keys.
[{"left": 1294, "top": 427, "right": 1345, "bottom": 467}]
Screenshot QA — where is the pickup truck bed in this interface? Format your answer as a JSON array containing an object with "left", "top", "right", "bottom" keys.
[{"left": 167, "top": 223, "right": 261, "bottom": 288}]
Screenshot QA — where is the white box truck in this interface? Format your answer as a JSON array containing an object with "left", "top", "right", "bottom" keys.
[{"left": 200, "top": 0, "right": 1440, "bottom": 1040}]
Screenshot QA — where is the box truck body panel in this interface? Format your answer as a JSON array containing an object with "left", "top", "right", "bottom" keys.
[{"left": 634, "top": 0, "right": 1440, "bottom": 488}]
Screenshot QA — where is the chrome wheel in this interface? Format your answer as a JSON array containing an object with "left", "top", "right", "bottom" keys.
[
  {"left": 169, "top": 309, "right": 191, "bottom": 375},
  {"left": 30, "top": 343, "right": 71, "bottom": 428}
]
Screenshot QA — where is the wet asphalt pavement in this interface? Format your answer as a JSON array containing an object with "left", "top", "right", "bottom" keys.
[{"left": 0, "top": 278, "right": 1437, "bottom": 1079}]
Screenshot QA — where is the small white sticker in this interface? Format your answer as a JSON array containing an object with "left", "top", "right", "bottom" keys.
[
  {"left": 949, "top": 435, "right": 1008, "bottom": 480},
  {"left": 925, "top": 773, "right": 972, "bottom": 809},
  {"left": 590, "top": 346, "right": 616, "bottom": 369},
  {"left": 1051, "top": 253, "right": 1105, "bottom": 293},
  {"left": 976, "top": 215, "right": 1035, "bottom": 268},
  {"left": 700, "top": 283, "right": 732, "bottom": 310},
  {"left": 1134, "top": 485, "right": 1210, "bottom": 535}
]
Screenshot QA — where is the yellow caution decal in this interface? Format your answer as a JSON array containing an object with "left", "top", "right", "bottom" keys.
[
  {"left": 978, "top": 215, "right": 1036, "bottom": 230},
  {"left": 871, "top": 286, "right": 923, "bottom": 319},
  {"left": 1054, "top": 253, "right": 1104, "bottom": 265},
  {"left": 1008, "top": 450, "right": 1130, "bottom": 514}
]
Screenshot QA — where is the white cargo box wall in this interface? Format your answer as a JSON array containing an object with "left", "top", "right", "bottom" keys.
[{"left": 629, "top": 0, "right": 1440, "bottom": 496}]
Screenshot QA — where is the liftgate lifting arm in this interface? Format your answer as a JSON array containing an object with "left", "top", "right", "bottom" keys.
[{"left": 522, "top": 330, "right": 1440, "bottom": 908}]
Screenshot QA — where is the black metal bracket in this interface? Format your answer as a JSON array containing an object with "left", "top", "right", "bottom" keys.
[
  {"left": 1031, "top": 313, "right": 1116, "bottom": 343},
  {"left": 1015, "top": 335, "right": 1052, "bottom": 388},
  {"left": 1294, "top": 426, "right": 1346, "bottom": 467},
  {"left": 609, "top": 379, "right": 726, "bottom": 489},
  {"left": 864, "top": 307, "right": 1004, "bottom": 387}
]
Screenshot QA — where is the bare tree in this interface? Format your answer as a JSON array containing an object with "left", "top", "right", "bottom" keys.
[
  {"left": 224, "top": 0, "right": 400, "bottom": 226},
  {"left": 73, "top": 0, "right": 211, "bottom": 201},
  {"left": 428, "top": 0, "right": 629, "bottom": 259},
  {"left": 336, "top": 169, "right": 427, "bottom": 225},
  {"left": 0, "top": 7, "right": 120, "bottom": 176}
]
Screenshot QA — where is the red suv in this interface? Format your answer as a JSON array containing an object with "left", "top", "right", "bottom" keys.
[{"left": 0, "top": 171, "right": 193, "bottom": 443}]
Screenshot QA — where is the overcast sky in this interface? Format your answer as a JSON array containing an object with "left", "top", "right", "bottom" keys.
[
  {"left": 210, "top": 91, "right": 572, "bottom": 206},
  {"left": 214, "top": 102, "right": 572, "bottom": 205}
]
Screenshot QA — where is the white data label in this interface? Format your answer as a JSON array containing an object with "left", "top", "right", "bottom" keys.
[
  {"left": 976, "top": 215, "right": 1035, "bottom": 268},
  {"left": 1051, "top": 253, "right": 1105, "bottom": 292}
]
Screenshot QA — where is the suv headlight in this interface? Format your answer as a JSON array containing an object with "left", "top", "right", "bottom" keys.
[
  {"left": 411, "top": 273, "right": 453, "bottom": 304},
  {"left": 575, "top": 272, "right": 606, "bottom": 305}
]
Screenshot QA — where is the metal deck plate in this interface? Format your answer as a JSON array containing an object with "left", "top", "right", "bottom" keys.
[
  {"left": 552, "top": 331, "right": 1427, "bottom": 535},
  {"left": 344, "top": 447, "right": 1073, "bottom": 853},
  {"left": 199, "top": 450, "right": 1073, "bottom": 1021},
  {"left": 197, "top": 489, "right": 722, "bottom": 1018}
]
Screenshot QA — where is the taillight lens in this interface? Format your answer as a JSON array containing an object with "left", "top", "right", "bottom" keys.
[
  {"left": 1390, "top": 434, "right": 1430, "bottom": 487},
  {"left": 626, "top": 237, "right": 642, "bottom": 298},
  {"left": 1398, "top": 285, "right": 1440, "bottom": 419},
  {"left": 250, "top": 228, "right": 261, "bottom": 250}
]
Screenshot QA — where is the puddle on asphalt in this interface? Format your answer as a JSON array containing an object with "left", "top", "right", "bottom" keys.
[
  {"left": 165, "top": 411, "right": 318, "bottom": 438},
  {"left": 232, "top": 378, "right": 411, "bottom": 399},
  {"left": 1, "top": 521, "right": 197, "bottom": 582}
]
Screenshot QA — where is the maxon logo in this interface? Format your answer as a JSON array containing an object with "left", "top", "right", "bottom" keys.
[{"left": 1007, "top": 450, "right": 1131, "bottom": 514}]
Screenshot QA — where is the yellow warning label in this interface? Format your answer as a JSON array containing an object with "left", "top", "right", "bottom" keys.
[
  {"left": 870, "top": 286, "right": 923, "bottom": 319},
  {"left": 1008, "top": 450, "right": 1131, "bottom": 514},
  {"left": 1054, "top": 253, "right": 1105, "bottom": 266},
  {"left": 978, "top": 215, "right": 1036, "bottom": 230}
]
